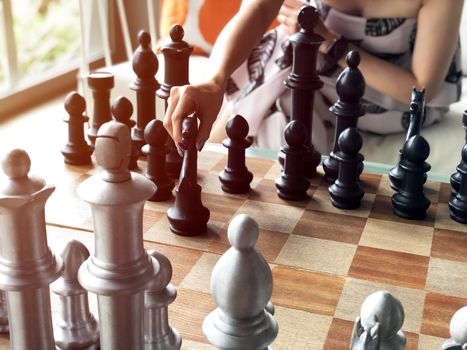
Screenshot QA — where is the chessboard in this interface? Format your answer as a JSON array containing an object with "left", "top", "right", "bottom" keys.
[{"left": 0, "top": 148, "right": 465, "bottom": 350}]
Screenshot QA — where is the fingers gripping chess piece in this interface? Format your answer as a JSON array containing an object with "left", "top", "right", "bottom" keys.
[
  {"left": 350, "top": 291, "right": 406, "bottom": 350},
  {"left": 442, "top": 306, "right": 467, "bottom": 349},
  {"left": 449, "top": 144, "right": 467, "bottom": 224},
  {"left": 77, "top": 122, "right": 158, "bottom": 350},
  {"left": 203, "top": 214, "right": 278, "bottom": 350},
  {"left": 219, "top": 115, "right": 253, "bottom": 194},
  {"left": 52, "top": 240, "right": 99, "bottom": 350},
  {"left": 61, "top": 91, "right": 93, "bottom": 165},
  {"left": 0, "top": 149, "right": 63, "bottom": 349}
]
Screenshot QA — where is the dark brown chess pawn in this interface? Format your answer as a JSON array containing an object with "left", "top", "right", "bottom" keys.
[
  {"left": 167, "top": 115, "right": 210, "bottom": 236},
  {"left": 329, "top": 127, "right": 364, "bottom": 209},
  {"left": 111, "top": 96, "right": 139, "bottom": 170},
  {"left": 158, "top": 24, "right": 194, "bottom": 179},
  {"left": 323, "top": 50, "right": 365, "bottom": 183},
  {"left": 275, "top": 120, "right": 310, "bottom": 201},
  {"left": 219, "top": 115, "right": 253, "bottom": 194},
  {"left": 130, "top": 30, "right": 160, "bottom": 152},
  {"left": 449, "top": 144, "right": 467, "bottom": 223},
  {"left": 142, "top": 119, "right": 175, "bottom": 201},
  {"left": 87, "top": 71, "right": 114, "bottom": 145},
  {"left": 279, "top": 6, "right": 323, "bottom": 178},
  {"left": 61, "top": 92, "right": 93, "bottom": 165},
  {"left": 450, "top": 110, "right": 467, "bottom": 196}
]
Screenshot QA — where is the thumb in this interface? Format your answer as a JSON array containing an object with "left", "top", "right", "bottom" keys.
[{"left": 196, "top": 115, "right": 215, "bottom": 151}]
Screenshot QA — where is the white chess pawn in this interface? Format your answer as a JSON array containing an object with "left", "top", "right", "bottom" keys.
[
  {"left": 442, "top": 306, "right": 467, "bottom": 349},
  {"left": 203, "top": 214, "right": 278, "bottom": 350}
]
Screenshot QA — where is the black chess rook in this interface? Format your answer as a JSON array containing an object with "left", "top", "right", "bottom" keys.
[{"left": 87, "top": 71, "right": 114, "bottom": 145}]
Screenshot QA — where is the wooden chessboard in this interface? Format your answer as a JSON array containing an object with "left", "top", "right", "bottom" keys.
[{"left": 1, "top": 149, "right": 466, "bottom": 350}]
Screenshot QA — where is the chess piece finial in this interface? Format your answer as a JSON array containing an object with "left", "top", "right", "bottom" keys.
[
  {"left": 203, "top": 214, "right": 278, "bottom": 349},
  {"left": 449, "top": 144, "right": 467, "bottom": 223},
  {"left": 350, "top": 291, "right": 406, "bottom": 350},
  {"left": 297, "top": 5, "right": 319, "bottom": 32},
  {"left": 169, "top": 24, "right": 184, "bottom": 43},
  {"left": 132, "top": 30, "right": 159, "bottom": 80},
  {"left": 442, "top": 306, "right": 467, "bottom": 349},
  {"left": 52, "top": 240, "right": 99, "bottom": 350}
]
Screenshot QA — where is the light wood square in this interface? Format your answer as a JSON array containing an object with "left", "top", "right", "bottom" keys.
[
  {"left": 377, "top": 175, "right": 396, "bottom": 197},
  {"left": 180, "top": 253, "right": 220, "bottom": 294},
  {"left": 334, "top": 278, "right": 426, "bottom": 334},
  {"left": 417, "top": 334, "right": 445, "bottom": 350},
  {"left": 360, "top": 218, "right": 434, "bottom": 256},
  {"left": 181, "top": 340, "right": 213, "bottom": 350},
  {"left": 275, "top": 235, "right": 356, "bottom": 275},
  {"left": 435, "top": 203, "right": 467, "bottom": 232},
  {"left": 426, "top": 258, "right": 467, "bottom": 298},
  {"left": 263, "top": 162, "right": 282, "bottom": 180},
  {"left": 198, "top": 150, "right": 227, "bottom": 172}
]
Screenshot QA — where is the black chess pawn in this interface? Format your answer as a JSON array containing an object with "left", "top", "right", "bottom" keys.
[
  {"left": 275, "top": 120, "right": 310, "bottom": 201},
  {"left": 61, "top": 92, "right": 93, "bottom": 165},
  {"left": 449, "top": 144, "right": 467, "bottom": 223},
  {"left": 87, "top": 71, "right": 114, "bottom": 145},
  {"left": 329, "top": 127, "right": 364, "bottom": 209},
  {"left": 392, "top": 135, "right": 431, "bottom": 220},
  {"left": 111, "top": 96, "right": 139, "bottom": 170},
  {"left": 142, "top": 119, "right": 175, "bottom": 201},
  {"left": 323, "top": 50, "right": 365, "bottom": 183},
  {"left": 167, "top": 115, "right": 210, "bottom": 236},
  {"left": 219, "top": 115, "right": 253, "bottom": 194},
  {"left": 450, "top": 110, "right": 467, "bottom": 196}
]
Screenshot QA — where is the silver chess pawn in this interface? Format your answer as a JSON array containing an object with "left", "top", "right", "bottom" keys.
[
  {"left": 0, "top": 149, "right": 63, "bottom": 349},
  {"left": 203, "top": 214, "right": 278, "bottom": 350},
  {"left": 442, "top": 306, "right": 467, "bottom": 350},
  {"left": 350, "top": 291, "right": 406, "bottom": 350},
  {"left": 77, "top": 121, "right": 159, "bottom": 350},
  {"left": 52, "top": 240, "right": 99, "bottom": 350}
]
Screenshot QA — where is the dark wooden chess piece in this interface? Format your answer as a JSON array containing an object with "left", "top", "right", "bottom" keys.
[
  {"left": 86, "top": 71, "right": 114, "bottom": 145},
  {"left": 275, "top": 120, "right": 310, "bottom": 200},
  {"left": 389, "top": 88, "right": 426, "bottom": 191},
  {"left": 61, "top": 92, "right": 93, "bottom": 165},
  {"left": 158, "top": 24, "right": 193, "bottom": 179},
  {"left": 167, "top": 115, "right": 210, "bottom": 236},
  {"left": 449, "top": 144, "right": 467, "bottom": 223},
  {"left": 450, "top": 110, "right": 467, "bottom": 196},
  {"left": 329, "top": 127, "right": 364, "bottom": 209},
  {"left": 323, "top": 50, "right": 365, "bottom": 183},
  {"left": 111, "top": 96, "right": 139, "bottom": 170},
  {"left": 219, "top": 115, "right": 253, "bottom": 194},
  {"left": 279, "top": 6, "right": 323, "bottom": 178},
  {"left": 142, "top": 119, "right": 175, "bottom": 201},
  {"left": 392, "top": 135, "right": 431, "bottom": 220},
  {"left": 130, "top": 30, "right": 160, "bottom": 152}
]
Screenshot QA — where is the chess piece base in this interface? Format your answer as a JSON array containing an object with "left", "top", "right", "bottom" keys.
[
  {"left": 450, "top": 171, "right": 461, "bottom": 196},
  {"left": 329, "top": 182, "right": 364, "bottom": 209},
  {"left": 275, "top": 176, "right": 309, "bottom": 201},
  {"left": 62, "top": 145, "right": 93, "bottom": 166},
  {"left": 219, "top": 169, "right": 253, "bottom": 194},
  {"left": 278, "top": 146, "right": 321, "bottom": 178},
  {"left": 392, "top": 193, "right": 430, "bottom": 220},
  {"left": 448, "top": 196, "right": 467, "bottom": 224},
  {"left": 145, "top": 327, "right": 182, "bottom": 350},
  {"left": 323, "top": 153, "right": 363, "bottom": 183},
  {"left": 146, "top": 176, "right": 174, "bottom": 202}
]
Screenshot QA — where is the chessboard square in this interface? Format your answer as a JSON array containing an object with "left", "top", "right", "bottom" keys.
[
  {"left": 142, "top": 209, "right": 165, "bottom": 233},
  {"left": 426, "top": 257, "right": 467, "bottom": 298},
  {"left": 201, "top": 193, "right": 246, "bottom": 223},
  {"left": 235, "top": 200, "right": 305, "bottom": 234},
  {"left": 424, "top": 180, "right": 441, "bottom": 203},
  {"left": 180, "top": 252, "right": 220, "bottom": 294},
  {"left": 245, "top": 156, "right": 277, "bottom": 178},
  {"left": 359, "top": 218, "right": 434, "bottom": 256},
  {"left": 307, "top": 187, "right": 375, "bottom": 218},
  {"left": 417, "top": 334, "right": 446, "bottom": 350},
  {"left": 198, "top": 150, "right": 227, "bottom": 172},
  {"left": 348, "top": 246, "right": 429, "bottom": 289},
  {"left": 421, "top": 291, "right": 467, "bottom": 338},
  {"left": 431, "top": 228, "right": 467, "bottom": 263},
  {"left": 435, "top": 202, "right": 467, "bottom": 232},
  {"left": 263, "top": 161, "right": 282, "bottom": 180},
  {"left": 181, "top": 340, "right": 213, "bottom": 350},
  {"left": 438, "top": 182, "right": 452, "bottom": 204},
  {"left": 207, "top": 226, "right": 289, "bottom": 262},
  {"left": 198, "top": 170, "right": 256, "bottom": 198},
  {"left": 273, "top": 306, "right": 332, "bottom": 350},
  {"left": 271, "top": 266, "right": 345, "bottom": 316},
  {"left": 275, "top": 235, "right": 357, "bottom": 275},
  {"left": 369, "top": 195, "right": 436, "bottom": 227},
  {"left": 322, "top": 318, "right": 354, "bottom": 350},
  {"left": 359, "top": 172, "right": 382, "bottom": 194},
  {"left": 293, "top": 209, "right": 365, "bottom": 245},
  {"left": 377, "top": 174, "right": 396, "bottom": 197},
  {"left": 334, "top": 278, "right": 426, "bottom": 334}
]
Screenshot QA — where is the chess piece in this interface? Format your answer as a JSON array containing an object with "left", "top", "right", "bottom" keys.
[
  {"left": 62, "top": 91, "right": 93, "bottom": 165},
  {"left": 442, "top": 306, "right": 467, "bottom": 349},
  {"left": 77, "top": 122, "right": 158, "bottom": 350},
  {"left": 158, "top": 24, "right": 193, "bottom": 179},
  {"left": 87, "top": 71, "right": 114, "bottom": 145},
  {"left": 144, "top": 250, "right": 182, "bottom": 350},
  {"left": 130, "top": 30, "right": 160, "bottom": 151},
  {"left": 52, "top": 240, "right": 99, "bottom": 350},
  {"left": 219, "top": 115, "right": 253, "bottom": 194},
  {"left": 450, "top": 110, "right": 467, "bottom": 196},
  {"left": 275, "top": 120, "right": 310, "bottom": 200},
  {"left": 203, "top": 214, "right": 278, "bottom": 349},
  {"left": 449, "top": 144, "right": 467, "bottom": 223},
  {"left": 323, "top": 50, "right": 365, "bottom": 183},
  {"left": 0, "top": 149, "right": 63, "bottom": 349},
  {"left": 167, "top": 115, "right": 210, "bottom": 235},
  {"left": 392, "top": 135, "right": 431, "bottom": 220},
  {"left": 329, "top": 127, "right": 364, "bottom": 209},
  {"left": 389, "top": 88, "right": 426, "bottom": 191},
  {"left": 112, "top": 96, "right": 139, "bottom": 170},
  {"left": 143, "top": 119, "right": 175, "bottom": 201},
  {"left": 350, "top": 291, "right": 406, "bottom": 350},
  {"left": 279, "top": 5, "right": 324, "bottom": 178}
]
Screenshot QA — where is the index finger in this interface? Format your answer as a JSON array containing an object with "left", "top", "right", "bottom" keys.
[{"left": 171, "top": 91, "right": 197, "bottom": 145}]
